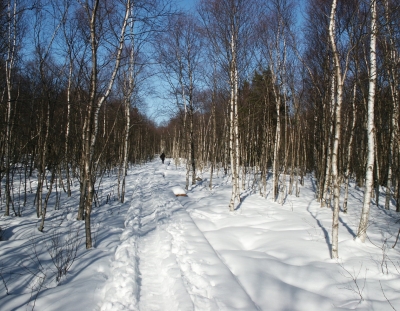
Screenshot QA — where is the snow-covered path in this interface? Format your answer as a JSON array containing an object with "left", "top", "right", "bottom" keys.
[
  {"left": 100, "top": 162, "right": 258, "bottom": 311},
  {"left": 2, "top": 158, "right": 400, "bottom": 310}
]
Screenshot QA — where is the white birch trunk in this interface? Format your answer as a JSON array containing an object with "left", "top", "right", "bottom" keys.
[
  {"left": 121, "top": 91, "right": 130, "bottom": 203},
  {"left": 234, "top": 56, "right": 240, "bottom": 203},
  {"left": 121, "top": 8, "right": 135, "bottom": 203},
  {"left": 4, "top": 0, "right": 18, "bottom": 216},
  {"left": 384, "top": 0, "right": 399, "bottom": 210},
  {"left": 357, "top": 0, "right": 377, "bottom": 243},
  {"left": 188, "top": 63, "right": 196, "bottom": 186},
  {"left": 228, "top": 69, "right": 237, "bottom": 211},
  {"left": 82, "top": 0, "right": 130, "bottom": 249},
  {"left": 229, "top": 27, "right": 239, "bottom": 211},
  {"left": 321, "top": 74, "right": 335, "bottom": 208},
  {"left": 374, "top": 134, "right": 380, "bottom": 206},
  {"left": 65, "top": 59, "right": 72, "bottom": 197},
  {"left": 209, "top": 75, "right": 217, "bottom": 190},
  {"left": 272, "top": 84, "right": 281, "bottom": 202},
  {"left": 329, "top": 0, "right": 342, "bottom": 259},
  {"left": 343, "top": 83, "right": 357, "bottom": 213}
]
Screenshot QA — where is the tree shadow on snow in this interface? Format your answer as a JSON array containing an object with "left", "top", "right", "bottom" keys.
[
  {"left": 339, "top": 216, "right": 356, "bottom": 238},
  {"left": 307, "top": 201, "right": 332, "bottom": 256},
  {"left": 234, "top": 197, "right": 247, "bottom": 211}
]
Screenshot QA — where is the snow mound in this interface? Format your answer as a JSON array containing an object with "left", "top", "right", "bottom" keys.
[{"left": 171, "top": 186, "right": 187, "bottom": 196}]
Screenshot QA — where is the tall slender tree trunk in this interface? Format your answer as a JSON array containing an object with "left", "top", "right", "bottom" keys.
[
  {"left": 374, "top": 134, "right": 380, "bottom": 206},
  {"left": 384, "top": 0, "right": 399, "bottom": 211},
  {"left": 321, "top": 74, "right": 335, "bottom": 208},
  {"left": 329, "top": 0, "right": 343, "bottom": 259},
  {"left": 272, "top": 85, "right": 281, "bottom": 202},
  {"left": 189, "top": 69, "right": 196, "bottom": 186},
  {"left": 343, "top": 83, "right": 357, "bottom": 213},
  {"left": 121, "top": 94, "right": 130, "bottom": 203},
  {"left": 228, "top": 75, "right": 237, "bottom": 210},
  {"left": 357, "top": 0, "right": 377, "bottom": 243},
  {"left": 81, "top": 0, "right": 130, "bottom": 249},
  {"left": 38, "top": 169, "right": 55, "bottom": 232},
  {"left": 4, "top": 0, "right": 18, "bottom": 216},
  {"left": 209, "top": 73, "right": 217, "bottom": 190},
  {"left": 121, "top": 9, "right": 135, "bottom": 203},
  {"left": 229, "top": 27, "right": 240, "bottom": 211},
  {"left": 65, "top": 59, "right": 73, "bottom": 197}
]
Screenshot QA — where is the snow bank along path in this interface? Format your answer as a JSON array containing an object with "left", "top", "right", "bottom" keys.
[{"left": 100, "top": 162, "right": 259, "bottom": 311}]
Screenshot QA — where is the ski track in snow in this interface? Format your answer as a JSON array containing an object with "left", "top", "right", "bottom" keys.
[{"left": 100, "top": 163, "right": 259, "bottom": 311}]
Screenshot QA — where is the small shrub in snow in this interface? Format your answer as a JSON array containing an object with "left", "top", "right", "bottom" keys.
[
  {"left": 337, "top": 260, "right": 368, "bottom": 304},
  {"left": 46, "top": 227, "right": 82, "bottom": 283}
]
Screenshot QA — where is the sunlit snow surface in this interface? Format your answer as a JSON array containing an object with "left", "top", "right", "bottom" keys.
[{"left": 1, "top": 159, "right": 400, "bottom": 310}]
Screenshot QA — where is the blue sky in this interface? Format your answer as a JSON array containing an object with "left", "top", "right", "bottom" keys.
[
  {"left": 147, "top": 0, "right": 307, "bottom": 125},
  {"left": 177, "top": 0, "right": 198, "bottom": 11}
]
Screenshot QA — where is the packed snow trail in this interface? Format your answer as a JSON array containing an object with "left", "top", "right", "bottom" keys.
[
  {"left": 100, "top": 161, "right": 258, "bottom": 311},
  {"left": 2, "top": 158, "right": 400, "bottom": 311}
]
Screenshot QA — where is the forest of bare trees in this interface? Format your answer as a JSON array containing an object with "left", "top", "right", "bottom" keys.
[
  {"left": 0, "top": 0, "right": 168, "bottom": 247},
  {"left": 1, "top": 0, "right": 399, "bottom": 260},
  {"left": 157, "top": 0, "right": 400, "bottom": 258}
]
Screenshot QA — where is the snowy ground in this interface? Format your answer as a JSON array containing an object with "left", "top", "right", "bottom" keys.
[{"left": 1, "top": 158, "right": 400, "bottom": 310}]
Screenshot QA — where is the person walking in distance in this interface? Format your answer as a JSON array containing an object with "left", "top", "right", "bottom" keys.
[{"left": 160, "top": 152, "right": 165, "bottom": 164}]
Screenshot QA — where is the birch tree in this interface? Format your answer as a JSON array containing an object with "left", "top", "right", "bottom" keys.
[
  {"left": 357, "top": 0, "right": 377, "bottom": 243},
  {"left": 383, "top": 0, "right": 399, "bottom": 211},
  {"left": 301, "top": 0, "right": 332, "bottom": 205},
  {"left": 59, "top": 0, "right": 82, "bottom": 198},
  {"left": 199, "top": 0, "right": 256, "bottom": 211},
  {"left": 80, "top": 0, "right": 130, "bottom": 248},
  {"left": 3, "top": 0, "right": 22, "bottom": 216},
  {"left": 257, "top": 0, "right": 295, "bottom": 202},
  {"left": 156, "top": 13, "right": 201, "bottom": 189},
  {"left": 342, "top": 82, "right": 357, "bottom": 213},
  {"left": 119, "top": 13, "right": 135, "bottom": 203},
  {"left": 328, "top": 0, "right": 364, "bottom": 258}
]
